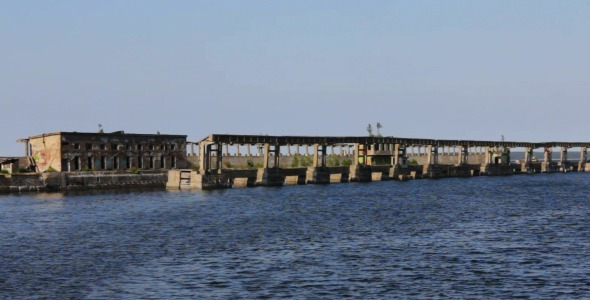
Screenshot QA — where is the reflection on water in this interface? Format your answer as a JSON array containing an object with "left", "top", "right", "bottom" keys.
[{"left": 1, "top": 173, "right": 590, "bottom": 298}]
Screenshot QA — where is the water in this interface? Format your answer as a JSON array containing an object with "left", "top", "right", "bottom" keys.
[{"left": 1, "top": 174, "right": 590, "bottom": 299}]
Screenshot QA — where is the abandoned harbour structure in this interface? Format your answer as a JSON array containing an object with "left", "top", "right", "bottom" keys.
[
  {"left": 167, "top": 134, "right": 590, "bottom": 189},
  {"left": 2, "top": 131, "right": 590, "bottom": 193}
]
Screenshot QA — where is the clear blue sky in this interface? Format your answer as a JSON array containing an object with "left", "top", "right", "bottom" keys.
[{"left": 2, "top": 1, "right": 590, "bottom": 155}]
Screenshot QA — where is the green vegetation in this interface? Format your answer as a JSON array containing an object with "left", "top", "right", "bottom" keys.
[
  {"left": 326, "top": 155, "right": 340, "bottom": 167},
  {"left": 131, "top": 167, "right": 140, "bottom": 174},
  {"left": 341, "top": 158, "right": 353, "bottom": 166},
  {"left": 0, "top": 170, "right": 9, "bottom": 174},
  {"left": 246, "top": 159, "right": 255, "bottom": 168},
  {"left": 290, "top": 154, "right": 312, "bottom": 167},
  {"left": 409, "top": 159, "right": 419, "bottom": 165},
  {"left": 224, "top": 162, "right": 233, "bottom": 169},
  {"left": 300, "top": 155, "right": 313, "bottom": 167},
  {"left": 45, "top": 166, "right": 57, "bottom": 172}
]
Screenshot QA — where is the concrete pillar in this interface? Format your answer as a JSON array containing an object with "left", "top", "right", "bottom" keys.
[
  {"left": 426, "top": 145, "right": 438, "bottom": 165},
  {"left": 524, "top": 147, "right": 533, "bottom": 164},
  {"left": 306, "top": 145, "right": 310, "bottom": 156},
  {"left": 321, "top": 145, "right": 327, "bottom": 167},
  {"left": 198, "top": 142, "right": 207, "bottom": 173},
  {"left": 224, "top": 144, "right": 229, "bottom": 156},
  {"left": 216, "top": 143, "right": 222, "bottom": 170},
  {"left": 312, "top": 144, "right": 319, "bottom": 167},
  {"left": 274, "top": 144, "right": 280, "bottom": 168},
  {"left": 353, "top": 143, "right": 360, "bottom": 166},
  {"left": 542, "top": 147, "right": 553, "bottom": 173},
  {"left": 579, "top": 147, "right": 587, "bottom": 171},
  {"left": 483, "top": 147, "right": 491, "bottom": 164},
  {"left": 263, "top": 144, "right": 270, "bottom": 168},
  {"left": 458, "top": 145, "right": 468, "bottom": 165},
  {"left": 24, "top": 141, "right": 30, "bottom": 157},
  {"left": 560, "top": 147, "right": 568, "bottom": 164},
  {"left": 296, "top": 145, "right": 300, "bottom": 155},
  {"left": 190, "top": 143, "right": 195, "bottom": 156},
  {"left": 340, "top": 145, "right": 344, "bottom": 156},
  {"left": 287, "top": 144, "right": 291, "bottom": 156},
  {"left": 246, "top": 145, "right": 251, "bottom": 156},
  {"left": 544, "top": 147, "right": 552, "bottom": 163},
  {"left": 236, "top": 144, "right": 241, "bottom": 156}
]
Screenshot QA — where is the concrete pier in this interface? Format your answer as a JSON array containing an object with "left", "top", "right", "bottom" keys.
[{"left": 166, "top": 134, "right": 590, "bottom": 190}]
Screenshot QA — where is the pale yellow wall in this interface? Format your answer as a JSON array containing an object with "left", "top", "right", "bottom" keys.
[{"left": 30, "top": 135, "right": 62, "bottom": 172}]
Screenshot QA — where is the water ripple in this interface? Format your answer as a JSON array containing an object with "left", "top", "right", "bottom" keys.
[{"left": 1, "top": 174, "right": 589, "bottom": 298}]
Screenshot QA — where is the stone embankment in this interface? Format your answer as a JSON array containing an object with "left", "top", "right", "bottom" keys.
[{"left": 0, "top": 172, "right": 167, "bottom": 194}]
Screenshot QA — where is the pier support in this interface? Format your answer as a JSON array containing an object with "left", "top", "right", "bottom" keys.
[
  {"left": 307, "top": 144, "right": 330, "bottom": 184},
  {"left": 522, "top": 147, "right": 534, "bottom": 173},
  {"left": 257, "top": 143, "right": 285, "bottom": 186},
  {"left": 423, "top": 145, "right": 439, "bottom": 177},
  {"left": 542, "top": 147, "right": 553, "bottom": 173},
  {"left": 389, "top": 144, "right": 409, "bottom": 180},
  {"left": 579, "top": 147, "right": 587, "bottom": 171},
  {"left": 559, "top": 147, "right": 569, "bottom": 172},
  {"left": 457, "top": 145, "right": 468, "bottom": 166}
]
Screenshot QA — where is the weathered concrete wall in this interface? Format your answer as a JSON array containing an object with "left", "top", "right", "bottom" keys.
[
  {"left": 0, "top": 172, "right": 167, "bottom": 194},
  {"left": 29, "top": 135, "right": 62, "bottom": 173}
]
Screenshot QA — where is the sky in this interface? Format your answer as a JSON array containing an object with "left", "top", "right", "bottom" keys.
[{"left": 2, "top": 1, "right": 590, "bottom": 155}]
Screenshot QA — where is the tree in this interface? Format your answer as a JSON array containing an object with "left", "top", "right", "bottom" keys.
[
  {"left": 376, "top": 122, "right": 383, "bottom": 137},
  {"left": 366, "top": 124, "right": 373, "bottom": 137}
]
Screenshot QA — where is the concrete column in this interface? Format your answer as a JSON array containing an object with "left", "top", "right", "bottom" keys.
[
  {"left": 353, "top": 143, "right": 360, "bottom": 166},
  {"left": 224, "top": 144, "right": 229, "bottom": 156},
  {"left": 296, "top": 145, "right": 300, "bottom": 155},
  {"left": 274, "top": 144, "right": 280, "bottom": 168},
  {"left": 392, "top": 144, "right": 400, "bottom": 165},
  {"left": 505, "top": 147, "right": 511, "bottom": 164},
  {"left": 340, "top": 145, "right": 344, "bottom": 156},
  {"left": 246, "top": 145, "right": 251, "bottom": 156},
  {"left": 560, "top": 147, "right": 568, "bottom": 164},
  {"left": 306, "top": 145, "right": 310, "bottom": 156},
  {"left": 262, "top": 144, "right": 270, "bottom": 168},
  {"left": 458, "top": 145, "right": 468, "bottom": 165},
  {"left": 524, "top": 147, "right": 533, "bottom": 164},
  {"left": 312, "top": 144, "right": 319, "bottom": 167},
  {"left": 321, "top": 145, "right": 327, "bottom": 167},
  {"left": 579, "top": 147, "right": 587, "bottom": 171},
  {"left": 287, "top": 144, "right": 291, "bottom": 156},
  {"left": 544, "top": 147, "right": 552, "bottom": 163},
  {"left": 190, "top": 143, "right": 195, "bottom": 156},
  {"left": 236, "top": 145, "right": 241, "bottom": 156},
  {"left": 198, "top": 142, "right": 207, "bottom": 173},
  {"left": 216, "top": 143, "right": 222, "bottom": 170},
  {"left": 484, "top": 147, "right": 491, "bottom": 165},
  {"left": 426, "top": 145, "right": 433, "bottom": 164}
]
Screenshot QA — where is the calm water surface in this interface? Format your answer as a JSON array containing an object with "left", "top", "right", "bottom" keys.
[{"left": 1, "top": 174, "right": 590, "bottom": 299}]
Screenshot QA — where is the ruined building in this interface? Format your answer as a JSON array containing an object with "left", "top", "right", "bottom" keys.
[{"left": 18, "top": 131, "right": 188, "bottom": 172}]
